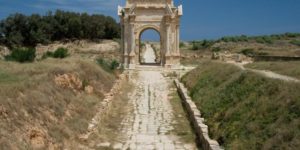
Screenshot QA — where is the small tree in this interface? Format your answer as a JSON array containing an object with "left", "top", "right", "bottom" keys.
[
  {"left": 53, "top": 47, "right": 69, "bottom": 58},
  {"left": 179, "top": 42, "right": 185, "bottom": 48},
  {"left": 42, "top": 47, "right": 69, "bottom": 59}
]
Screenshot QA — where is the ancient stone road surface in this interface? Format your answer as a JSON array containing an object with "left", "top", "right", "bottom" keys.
[
  {"left": 119, "top": 70, "right": 197, "bottom": 150},
  {"left": 143, "top": 44, "right": 156, "bottom": 63}
]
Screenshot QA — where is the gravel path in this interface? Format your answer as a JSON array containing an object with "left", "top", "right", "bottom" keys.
[{"left": 119, "top": 70, "right": 197, "bottom": 150}]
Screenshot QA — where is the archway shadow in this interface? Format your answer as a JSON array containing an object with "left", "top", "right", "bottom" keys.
[{"left": 139, "top": 63, "right": 162, "bottom": 66}]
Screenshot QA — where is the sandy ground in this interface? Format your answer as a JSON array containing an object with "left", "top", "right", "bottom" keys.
[{"left": 116, "top": 70, "right": 197, "bottom": 150}]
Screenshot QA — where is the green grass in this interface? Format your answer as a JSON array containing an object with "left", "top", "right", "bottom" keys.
[
  {"left": 290, "top": 40, "right": 300, "bottom": 46},
  {"left": 0, "top": 69, "right": 20, "bottom": 84},
  {"left": 5, "top": 47, "right": 36, "bottom": 63},
  {"left": 96, "top": 58, "right": 119, "bottom": 73},
  {"left": 182, "top": 61, "right": 300, "bottom": 149},
  {"left": 42, "top": 47, "right": 69, "bottom": 59},
  {"left": 245, "top": 61, "right": 300, "bottom": 79}
]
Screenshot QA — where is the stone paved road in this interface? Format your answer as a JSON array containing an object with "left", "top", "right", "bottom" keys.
[
  {"left": 143, "top": 44, "right": 156, "bottom": 63},
  {"left": 119, "top": 70, "right": 197, "bottom": 150}
]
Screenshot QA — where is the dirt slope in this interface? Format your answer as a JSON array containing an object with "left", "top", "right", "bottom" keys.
[{"left": 0, "top": 57, "right": 116, "bottom": 149}]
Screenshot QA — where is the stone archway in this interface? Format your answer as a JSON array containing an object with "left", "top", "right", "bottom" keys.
[
  {"left": 118, "top": 0, "right": 183, "bottom": 69},
  {"left": 137, "top": 26, "right": 162, "bottom": 65}
]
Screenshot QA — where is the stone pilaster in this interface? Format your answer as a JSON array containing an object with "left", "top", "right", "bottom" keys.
[{"left": 129, "top": 23, "right": 136, "bottom": 69}]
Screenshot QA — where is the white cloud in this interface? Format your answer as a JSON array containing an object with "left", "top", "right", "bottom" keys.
[{"left": 30, "top": 0, "right": 125, "bottom": 17}]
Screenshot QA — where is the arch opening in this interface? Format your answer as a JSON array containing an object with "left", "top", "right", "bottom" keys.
[{"left": 138, "top": 28, "right": 162, "bottom": 66}]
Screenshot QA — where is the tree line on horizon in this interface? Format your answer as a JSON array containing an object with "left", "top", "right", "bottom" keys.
[
  {"left": 189, "top": 32, "right": 300, "bottom": 50},
  {"left": 0, "top": 10, "right": 121, "bottom": 48}
]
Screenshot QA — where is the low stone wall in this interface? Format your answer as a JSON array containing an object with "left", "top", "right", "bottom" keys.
[
  {"left": 253, "top": 55, "right": 300, "bottom": 62},
  {"left": 174, "top": 80, "right": 223, "bottom": 150}
]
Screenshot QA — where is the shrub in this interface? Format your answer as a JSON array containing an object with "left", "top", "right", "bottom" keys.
[
  {"left": 53, "top": 48, "right": 69, "bottom": 58},
  {"left": 5, "top": 47, "right": 36, "bottom": 63},
  {"left": 110, "top": 60, "right": 119, "bottom": 70},
  {"left": 42, "top": 47, "right": 69, "bottom": 59},
  {"left": 179, "top": 42, "right": 185, "bottom": 48},
  {"left": 285, "top": 32, "right": 300, "bottom": 38},
  {"left": 212, "top": 47, "right": 221, "bottom": 52},
  {"left": 220, "top": 35, "right": 249, "bottom": 43},
  {"left": 191, "top": 41, "right": 201, "bottom": 50},
  {"left": 240, "top": 48, "right": 255, "bottom": 56},
  {"left": 191, "top": 40, "right": 214, "bottom": 50},
  {"left": 201, "top": 40, "right": 210, "bottom": 48},
  {"left": 254, "top": 36, "right": 273, "bottom": 44},
  {"left": 290, "top": 40, "right": 300, "bottom": 46},
  {"left": 96, "top": 58, "right": 119, "bottom": 73},
  {"left": 140, "top": 42, "right": 145, "bottom": 48}
]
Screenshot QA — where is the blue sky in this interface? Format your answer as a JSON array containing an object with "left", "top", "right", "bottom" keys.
[{"left": 0, "top": 0, "right": 300, "bottom": 40}]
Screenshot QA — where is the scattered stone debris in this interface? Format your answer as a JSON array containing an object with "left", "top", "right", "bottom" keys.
[
  {"left": 97, "top": 142, "right": 111, "bottom": 148},
  {"left": 27, "top": 128, "right": 47, "bottom": 149}
]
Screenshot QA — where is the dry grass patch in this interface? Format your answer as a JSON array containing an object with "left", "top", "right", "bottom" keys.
[
  {"left": 169, "top": 84, "right": 197, "bottom": 145},
  {"left": 0, "top": 57, "right": 116, "bottom": 149},
  {"left": 86, "top": 77, "right": 134, "bottom": 149}
]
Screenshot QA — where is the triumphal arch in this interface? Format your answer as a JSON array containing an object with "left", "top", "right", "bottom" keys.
[{"left": 118, "top": 0, "right": 183, "bottom": 69}]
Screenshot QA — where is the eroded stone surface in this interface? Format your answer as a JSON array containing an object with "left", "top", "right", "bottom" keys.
[{"left": 120, "top": 70, "right": 197, "bottom": 150}]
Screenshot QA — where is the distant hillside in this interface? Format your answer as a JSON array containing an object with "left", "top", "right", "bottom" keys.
[
  {"left": 180, "top": 33, "right": 300, "bottom": 64},
  {"left": 0, "top": 10, "right": 120, "bottom": 48}
]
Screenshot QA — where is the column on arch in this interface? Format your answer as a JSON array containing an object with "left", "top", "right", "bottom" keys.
[
  {"left": 165, "top": 24, "right": 170, "bottom": 56},
  {"left": 129, "top": 23, "right": 136, "bottom": 64},
  {"left": 123, "top": 21, "right": 129, "bottom": 67},
  {"left": 176, "top": 25, "right": 180, "bottom": 53}
]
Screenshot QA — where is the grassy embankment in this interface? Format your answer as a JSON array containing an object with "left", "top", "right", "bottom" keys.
[
  {"left": 0, "top": 57, "right": 118, "bottom": 149},
  {"left": 182, "top": 61, "right": 300, "bottom": 149},
  {"left": 245, "top": 61, "right": 300, "bottom": 80}
]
